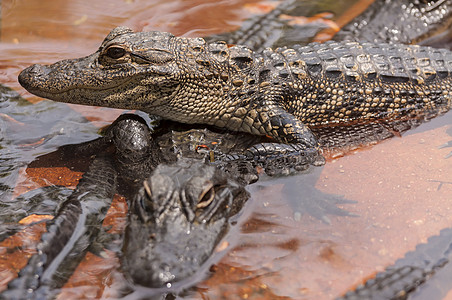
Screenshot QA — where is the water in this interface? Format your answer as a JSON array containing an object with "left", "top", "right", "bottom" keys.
[{"left": 0, "top": 0, "right": 451, "bottom": 299}]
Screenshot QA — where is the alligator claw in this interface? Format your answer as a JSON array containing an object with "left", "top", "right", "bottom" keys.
[{"left": 218, "top": 160, "right": 260, "bottom": 185}]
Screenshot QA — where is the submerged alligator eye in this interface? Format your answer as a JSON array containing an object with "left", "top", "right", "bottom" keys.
[
  {"left": 196, "top": 182, "right": 215, "bottom": 209},
  {"left": 106, "top": 46, "right": 126, "bottom": 59}
]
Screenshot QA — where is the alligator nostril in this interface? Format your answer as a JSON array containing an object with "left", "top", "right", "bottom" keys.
[{"left": 28, "top": 64, "right": 43, "bottom": 75}]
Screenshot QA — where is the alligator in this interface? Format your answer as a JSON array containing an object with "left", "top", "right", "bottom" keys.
[
  {"left": 3, "top": 112, "right": 450, "bottom": 299},
  {"left": 334, "top": 0, "right": 452, "bottom": 45},
  {"left": 4, "top": 113, "right": 449, "bottom": 299},
  {"left": 0, "top": 108, "right": 353, "bottom": 297},
  {"left": 18, "top": 27, "right": 452, "bottom": 174},
  {"left": 207, "top": 0, "right": 452, "bottom": 52},
  {"left": 0, "top": 114, "right": 254, "bottom": 299}
]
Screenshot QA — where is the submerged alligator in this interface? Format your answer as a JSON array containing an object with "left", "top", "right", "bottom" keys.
[
  {"left": 18, "top": 26, "right": 452, "bottom": 173},
  {"left": 1, "top": 115, "right": 253, "bottom": 299}
]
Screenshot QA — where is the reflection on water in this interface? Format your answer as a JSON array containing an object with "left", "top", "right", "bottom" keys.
[{"left": 0, "top": 0, "right": 452, "bottom": 299}]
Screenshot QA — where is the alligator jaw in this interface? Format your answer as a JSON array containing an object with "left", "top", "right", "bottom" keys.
[
  {"left": 18, "top": 54, "right": 143, "bottom": 109},
  {"left": 19, "top": 62, "right": 136, "bottom": 106},
  {"left": 18, "top": 63, "right": 92, "bottom": 103},
  {"left": 19, "top": 53, "right": 99, "bottom": 101}
]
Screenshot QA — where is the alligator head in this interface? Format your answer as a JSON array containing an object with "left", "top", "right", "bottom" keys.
[
  {"left": 18, "top": 27, "right": 237, "bottom": 125},
  {"left": 19, "top": 27, "right": 182, "bottom": 110},
  {"left": 122, "top": 159, "right": 249, "bottom": 288}
]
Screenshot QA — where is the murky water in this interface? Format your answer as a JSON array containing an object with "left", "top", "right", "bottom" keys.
[{"left": 1, "top": 0, "right": 452, "bottom": 299}]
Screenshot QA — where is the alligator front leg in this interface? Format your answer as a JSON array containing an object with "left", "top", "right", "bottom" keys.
[{"left": 223, "top": 102, "right": 324, "bottom": 175}]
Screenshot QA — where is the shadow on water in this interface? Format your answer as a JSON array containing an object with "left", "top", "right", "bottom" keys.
[{"left": 0, "top": 0, "right": 451, "bottom": 299}]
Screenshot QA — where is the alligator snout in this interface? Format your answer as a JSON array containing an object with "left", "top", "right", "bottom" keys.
[
  {"left": 18, "top": 64, "right": 51, "bottom": 92},
  {"left": 18, "top": 60, "right": 93, "bottom": 101}
]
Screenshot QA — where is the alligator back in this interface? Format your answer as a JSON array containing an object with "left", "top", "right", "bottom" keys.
[{"left": 263, "top": 41, "right": 452, "bottom": 127}]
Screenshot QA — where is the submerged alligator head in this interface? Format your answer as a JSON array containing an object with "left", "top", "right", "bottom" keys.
[{"left": 122, "top": 159, "right": 249, "bottom": 288}]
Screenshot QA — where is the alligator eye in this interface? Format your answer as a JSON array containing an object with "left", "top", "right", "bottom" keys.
[
  {"left": 196, "top": 183, "right": 215, "bottom": 208},
  {"left": 106, "top": 46, "right": 126, "bottom": 59}
]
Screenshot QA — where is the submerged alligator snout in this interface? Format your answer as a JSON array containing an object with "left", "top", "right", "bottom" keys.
[{"left": 122, "top": 159, "right": 249, "bottom": 288}]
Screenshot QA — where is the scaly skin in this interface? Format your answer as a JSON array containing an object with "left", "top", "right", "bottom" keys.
[
  {"left": 334, "top": 0, "right": 452, "bottom": 44},
  {"left": 7, "top": 2, "right": 452, "bottom": 298},
  {"left": 18, "top": 27, "right": 452, "bottom": 171},
  {"left": 208, "top": 0, "right": 452, "bottom": 51}
]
